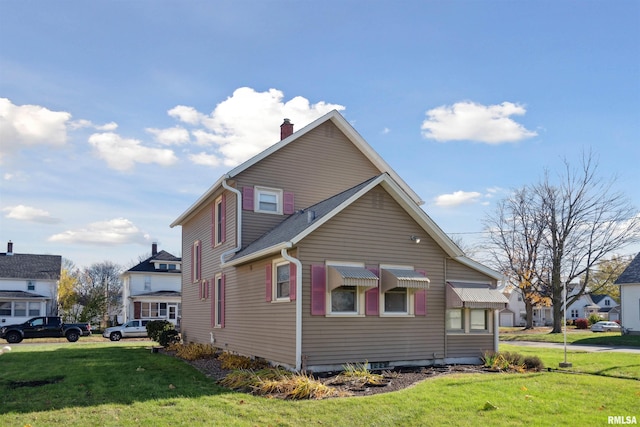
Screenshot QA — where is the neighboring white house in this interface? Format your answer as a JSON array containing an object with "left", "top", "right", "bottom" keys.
[
  {"left": 120, "top": 243, "right": 182, "bottom": 327},
  {"left": 0, "top": 241, "right": 61, "bottom": 325},
  {"left": 615, "top": 252, "right": 640, "bottom": 335},
  {"left": 500, "top": 287, "right": 552, "bottom": 327}
]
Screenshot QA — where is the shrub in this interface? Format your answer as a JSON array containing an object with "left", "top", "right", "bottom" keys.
[
  {"left": 158, "top": 329, "right": 181, "bottom": 347},
  {"left": 588, "top": 314, "right": 601, "bottom": 326},
  {"left": 146, "top": 320, "right": 174, "bottom": 342},
  {"left": 523, "top": 355, "right": 544, "bottom": 371},
  {"left": 575, "top": 318, "right": 589, "bottom": 329}
]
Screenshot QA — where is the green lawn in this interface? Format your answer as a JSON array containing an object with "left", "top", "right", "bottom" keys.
[
  {"left": 0, "top": 342, "right": 638, "bottom": 426},
  {"left": 499, "top": 327, "right": 640, "bottom": 347}
]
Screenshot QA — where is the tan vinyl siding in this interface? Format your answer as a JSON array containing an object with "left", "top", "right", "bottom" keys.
[
  {"left": 446, "top": 335, "right": 494, "bottom": 358},
  {"left": 235, "top": 121, "right": 381, "bottom": 246},
  {"left": 299, "top": 188, "right": 449, "bottom": 366},
  {"left": 447, "top": 259, "right": 497, "bottom": 286}
]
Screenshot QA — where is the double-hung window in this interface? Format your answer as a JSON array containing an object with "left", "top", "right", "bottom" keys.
[
  {"left": 446, "top": 309, "right": 464, "bottom": 331},
  {"left": 267, "top": 259, "right": 294, "bottom": 302},
  {"left": 213, "top": 274, "right": 225, "bottom": 328},
  {"left": 275, "top": 262, "right": 290, "bottom": 300},
  {"left": 256, "top": 187, "right": 282, "bottom": 214},
  {"left": 470, "top": 309, "right": 488, "bottom": 331},
  {"left": 192, "top": 240, "right": 201, "bottom": 283},
  {"left": 213, "top": 195, "right": 226, "bottom": 246},
  {"left": 384, "top": 287, "right": 408, "bottom": 313}
]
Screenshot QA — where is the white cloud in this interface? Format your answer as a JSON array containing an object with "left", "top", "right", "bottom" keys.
[
  {"left": 88, "top": 132, "right": 178, "bottom": 172},
  {"left": 188, "top": 152, "right": 222, "bottom": 167},
  {"left": 168, "top": 105, "right": 206, "bottom": 125},
  {"left": 2, "top": 205, "right": 61, "bottom": 224},
  {"left": 434, "top": 191, "right": 483, "bottom": 207},
  {"left": 421, "top": 101, "right": 537, "bottom": 143},
  {"left": 69, "top": 119, "right": 118, "bottom": 131},
  {"left": 0, "top": 98, "right": 71, "bottom": 163},
  {"left": 170, "top": 87, "right": 345, "bottom": 166},
  {"left": 49, "top": 218, "right": 150, "bottom": 245},
  {"left": 145, "top": 126, "right": 190, "bottom": 145}
]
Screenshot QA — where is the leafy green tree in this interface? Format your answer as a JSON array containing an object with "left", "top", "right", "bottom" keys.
[{"left": 583, "top": 255, "right": 632, "bottom": 303}]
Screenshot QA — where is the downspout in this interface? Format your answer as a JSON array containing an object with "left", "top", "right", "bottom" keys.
[
  {"left": 444, "top": 257, "right": 448, "bottom": 360},
  {"left": 220, "top": 178, "right": 242, "bottom": 264},
  {"left": 281, "top": 246, "right": 303, "bottom": 372}
]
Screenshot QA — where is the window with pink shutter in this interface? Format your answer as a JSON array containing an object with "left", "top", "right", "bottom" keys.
[{"left": 310, "top": 265, "right": 326, "bottom": 315}]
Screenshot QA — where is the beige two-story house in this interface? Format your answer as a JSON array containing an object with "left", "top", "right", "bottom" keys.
[{"left": 171, "top": 110, "right": 506, "bottom": 372}]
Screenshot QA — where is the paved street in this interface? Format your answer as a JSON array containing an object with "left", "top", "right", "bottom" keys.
[{"left": 502, "top": 340, "right": 640, "bottom": 354}]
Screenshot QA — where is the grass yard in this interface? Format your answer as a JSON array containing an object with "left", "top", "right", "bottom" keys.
[
  {"left": 500, "top": 327, "right": 640, "bottom": 347},
  {"left": 0, "top": 342, "right": 638, "bottom": 426}
]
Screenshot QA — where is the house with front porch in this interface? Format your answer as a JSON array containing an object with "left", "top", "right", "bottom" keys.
[
  {"left": 120, "top": 243, "right": 182, "bottom": 327},
  {"left": 0, "top": 241, "right": 61, "bottom": 325}
]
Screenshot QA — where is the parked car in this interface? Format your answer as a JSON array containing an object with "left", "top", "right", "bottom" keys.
[
  {"left": 0, "top": 316, "right": 91, "bottom": 343},
  {"left": 102, "top": 319, "right": 150, "bottom": 341},
  {"left": 590, "top": 321, "right": 621, "bottom": 332}
]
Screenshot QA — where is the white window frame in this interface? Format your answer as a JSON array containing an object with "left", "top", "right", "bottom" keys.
[
  {"left": 446, "top": 309, "right": 464, "bottom": 332},
  {"left": 214, "top": 195, "right": 224, "bottom": 246},
  {"left": 326, "top": 261, "right": 366, "bottom": 317},
  {"left": 470, "top": 309, "right": 489, "bottom": 332},
  {"left": 379, "top": 264, "right": 414, "bottom": 317},
  {"left": 214, "top": 274, "right": 223, "bottom": 328},
  {"left": 255, "top": 186, "right": 283, "bottom": 215},
  {"left": 27, "top": 280, "right": 35, "bottom": 291},
  {"left": 270, "top": 259, "right": 291, "bottom": 302}
]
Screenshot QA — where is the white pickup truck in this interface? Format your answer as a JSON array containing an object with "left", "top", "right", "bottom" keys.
[{"left": 102, "top": 319, "right": 150, "bottom": 341}]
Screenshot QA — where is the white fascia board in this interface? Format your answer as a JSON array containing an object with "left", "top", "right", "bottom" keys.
[{"left": 170, "top": 175, "right": 225, "bottom": 227}]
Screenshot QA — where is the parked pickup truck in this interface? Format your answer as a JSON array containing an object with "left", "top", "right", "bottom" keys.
[
  {"left": 0, "top": 316, "right": 92, "bottom": 343},
  {"left": 102, "top": 319, "right": 149, "bottom": 341}
]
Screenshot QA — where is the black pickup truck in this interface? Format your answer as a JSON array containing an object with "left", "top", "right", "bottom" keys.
[{"left": 0, "top": 316, "right": 92, "bottom": 343}]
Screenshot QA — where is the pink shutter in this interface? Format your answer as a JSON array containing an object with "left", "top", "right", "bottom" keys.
[
  {"left": 310, "top": 265, "right": 326, "bottom": 315},
  {"left": 415, "top": 269, "right": 428, "bottom": 316},
  {"left": 283, "top": 192, "right": 295, "bottom": 215},
  {"left": 221, "top": 194, "right": 227, "bottom": 243},
  {"left": 242, "top": 186, "right": 254, "bottom": 211},
  {"left": 220, "top": 275, "right": 226, "bottom": 328},
  {"left": 365, "top": 266, "right": 379, "bottom": 316},
  {"left": 197, "top": 243, "right": 202, "bottom": 281},
  {"left": 289, "top": 263, "right": 297, "bottom": 301},
  {"left": 198, "top": 279, "right": 203, "bottom": 299},
  {"left": 211, "top": 204, "right": 215, "bottom": 247},
  {"left": 210, "top": 279, "right": 215, "bottom": 327},
  {"left": 265, "top": 264, "right": 272, "bottom": 302}
]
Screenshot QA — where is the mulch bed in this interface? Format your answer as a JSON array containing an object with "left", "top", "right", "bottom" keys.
[{"left": 162, "top": 348, "right": 490, "bottom": 397}]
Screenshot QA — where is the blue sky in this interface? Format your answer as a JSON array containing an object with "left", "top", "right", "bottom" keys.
[{"left": 1, "top": 1, "right": 639, "bottom": 269}]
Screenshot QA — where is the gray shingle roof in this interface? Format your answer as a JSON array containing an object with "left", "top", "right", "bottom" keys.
[
  {"left": 0, "top": 253, "right": 62, "bottom": 280},
  {"left": 127, "top": 250, "right": 181, "bottom": 273},
  {"left": 0, "top": 290, "right": 48, "bottom": 299},
  {"left": 615, "top": 252, "right": 640, "bottom": 284},
  {"left": 229, "top": 176, "right": 379, "bottom": 261}
]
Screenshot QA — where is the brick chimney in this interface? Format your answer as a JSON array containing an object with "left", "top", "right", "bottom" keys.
[
  {"left": 280, "top": 118, "right": 294, "bottom": 140},
  {"left": 7, "top": 240, "right": 13, "bottom": 255},
  {"left": 152, "top": 242, "right": 158, "bottom": 256}
]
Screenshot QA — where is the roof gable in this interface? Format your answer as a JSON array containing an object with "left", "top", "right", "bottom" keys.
[
  {"left": 171, "top": 110, "right": 422, "bottom": 227},
  {"left": 126, "top": 250, "right": 181, "bottom": 273},
  {"left": 615, "top": 252, "right": 640, "bottom": 284},
  {"left": 0, "top": 253, "right": 62, "bottom": 280}
]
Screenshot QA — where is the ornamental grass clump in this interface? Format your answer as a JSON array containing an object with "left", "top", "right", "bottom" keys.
[
  {"left": 218, "top": 352, "right": 269, "bottom": 370},
  {"left": 219, "top": 368, "right": 344, "bottom": 399},
  {"left": 331, "top": 361, "right": 385, "bottom": 386},
  {"left": 172, "top": 342, "right": 218, "bottom": 361}
]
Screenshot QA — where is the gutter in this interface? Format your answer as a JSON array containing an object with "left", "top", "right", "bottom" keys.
[
  {"left": 220, "top": 178, "right": 243, "bottom": 265},
  {"left": 280, "top": 247, "right": 303, "bottom": 372}
]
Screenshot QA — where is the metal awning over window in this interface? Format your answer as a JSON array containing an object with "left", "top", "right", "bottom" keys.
[
  {"left": 327, "top": 266, "right": 379, "bottom": 291},
  {"left": 446, "top": 282, "right": 508, "bottom": 309},
  {"left": 381, "top": 269, "right": 430, "bottom": 292}
]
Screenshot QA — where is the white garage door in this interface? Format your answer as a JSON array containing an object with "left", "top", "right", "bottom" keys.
[{"left": 500, "top": 312, "right": 513, "bottom": 327}]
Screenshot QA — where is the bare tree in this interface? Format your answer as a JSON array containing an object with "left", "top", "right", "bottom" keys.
[
  {"left": 485, "top": 151, "right": 640, "bottom": 333},
  {"left": 536, "top": 152, "right": 640, "bottom": 332},
  {"left": 484, "top": 186, "right": 550, "bottom": 329}
]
